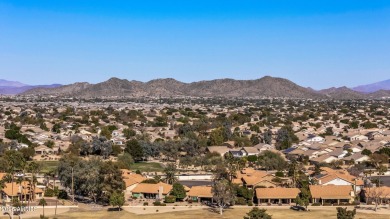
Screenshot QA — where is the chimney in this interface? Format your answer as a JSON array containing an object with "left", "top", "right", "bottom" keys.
[
  {"left": 318, "top": 180, "right": 322, "bottom": 185},
  {"left": 158, "top": 186, "right": 163, "bottom": 200}
]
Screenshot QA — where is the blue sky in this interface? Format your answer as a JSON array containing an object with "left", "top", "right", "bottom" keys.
[{"left": 0, "top": 1, "right": 389, "bottom": 89}]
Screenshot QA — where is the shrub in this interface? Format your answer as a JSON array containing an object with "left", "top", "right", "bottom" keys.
[
  {"left": 57, "top": 190, "right": 68, "bottom": 199},
  {"left": 312, "top": 203, "right": 321, "bottom": 206},
  {"left": 248, "top": 200, "right": 253, "bottom": 206},
  {"left": 44, "top": 188, "right": 55, "bottom": 197},
  {"left": 153, "top": 201, "right": 167, "bottom": 206},
  {"left": 275, "top": 171, "right": 284, "bottom": 177},
  {"left": 164, "top": 195, "right": 176, "bottom": 203},
  {"left": 235, "top": 197, "right": 247, "bottom": 205},
  {"left": 143, "top": 202, "right": 149, "bottom": 206},
  {"left": 352, "top": 201, "right": 360, "bottom": 205}
]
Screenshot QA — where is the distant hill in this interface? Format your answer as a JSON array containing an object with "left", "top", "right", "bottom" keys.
[
  {"left": 366, "top": 90, "right": 390, "bottom": 99},
  {"left": 318, "top": 87, "right": 366, "bottom": 99},
  {"left": 21, "top": 76, "right": 390, "bottom": 99},
  {"left": 23, "top": 76, "right": 328, "bottom": 99},
  {"left": 353, "top": 79, "right": 390, "bottom": 93},
  {"left": 0, "top": 79, "right": 62, "bottom": 95},
  {"left": 23, "top": 82, "right": 91, "bottom": 96},
  {"left": 0, "top": 79, "right": 27, "bottom": 87}
]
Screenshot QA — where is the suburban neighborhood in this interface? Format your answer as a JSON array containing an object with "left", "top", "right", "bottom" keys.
[{"left": 0, "top": 96, "right": 390, "bottom": 218}]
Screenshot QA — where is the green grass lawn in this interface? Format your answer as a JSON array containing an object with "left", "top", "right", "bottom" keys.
[
  {"left": 35, "top": 161, "right": 163, "bottom": 174},
  {"left": 130, "top": 162, "right": 164, "bottom": 173},
  {"left": 37, "top": 160, "right": 59, "bottom": 173}
]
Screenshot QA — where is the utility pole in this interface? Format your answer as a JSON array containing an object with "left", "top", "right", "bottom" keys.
[
  {"left": 71, "top": 167, "right": 74, "bottom": 204},
  {"left": 55, "top": 199, "right": 58, "bottom": 216}
]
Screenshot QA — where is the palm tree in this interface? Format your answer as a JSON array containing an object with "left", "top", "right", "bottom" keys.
[
  {"left": 39, "top": 198, "right": 47, "bottom": 218},
  {"left": 163, "top": 163, "right": 177, "bottom": 185},
  {"left": 0, "top": 180, "right": 5, "bottom": 204},
  {"left": 26, "top": 162, "right": 41, "bottom": 201},
  {"left": 16, "top": 177, "right": 23, "bottom": 203}
]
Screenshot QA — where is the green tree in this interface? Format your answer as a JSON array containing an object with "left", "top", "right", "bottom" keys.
[
  {"left": 52, "top": 123, "right": 61, "bottom": 133},
  {"left": 236, "top": 186, "right": 254, "bottom": 201},
  {"left": 123, "top": 128, "right": 136, "bottom": 139},
  {"left": 295, "top": 188, "right": 310, "bottom": 210},
  {"left": 263, "top": 130, "right": 272, "bottom": 144},
  {"left": 125, "top": 139, "right": 143, "bottom": 161},
  {"left": 336, "top": 207, "right": 356, "bottom": 219},
  {"left": 361, "top": 149, "right": 372, "bottom": 156},
  {"left": 212, "top": 179, "right": 235, "bottom": 215},
  {"left": 39, "top": 198, "right": 47, "bottom": 217},
  {"left": 100, "top": 126, "right": 112, "bottom": 139},
  {"left": 257, "top": 151, "right": 287, "bottom": 171},
  {"left": 109, "top": 191, "right": 125, "bottom": 211},
  {"left": 171, "top": 183, "right": 186, "bottom": 201},
  {"left": 243, "top": 207, "right": 272, "bottom": 219},
  {"left": 209, "top": 128, "right": 224, "bottom": 146},
  {"left": 117, "top": 153, "right": 134, "bottom": 169},
  {"left": 163, "top": 163, "right": 177, "bottom": 185},
  {"left": 276, "top": 126, "right": 299, "bottom": 150}
]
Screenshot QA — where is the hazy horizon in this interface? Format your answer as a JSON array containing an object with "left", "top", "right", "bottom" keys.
[{"left": 1, "top": 1, "right": 389, "bottom": 89}]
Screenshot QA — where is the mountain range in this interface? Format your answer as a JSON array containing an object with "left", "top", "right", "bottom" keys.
[
  {"left": 2, "top": 77, "right": 390, "bottom": 99},
  {"left": 352, "top": 79, "right": 390, "bottom": 93},
  {"left": 0, "top": 79, "right": 62, "bottom": 95}
]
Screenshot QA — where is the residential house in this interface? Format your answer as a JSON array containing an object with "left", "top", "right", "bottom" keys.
[
  {"left": 132, "top": 182, "right": 172, "bottom": 199},
  {"left": 314, "top": 167, "right": 364, "bottom": 193},
  {"left": 310, "top": 154, "right": 339, "bottom": 164},
  {"left": 307, "top": 136, "right": 325, "bottom": 143},
  {"left": 327, "top": 148, "right": 348, "bottom": 159},
  {"left": 350, "top": 135, "right": 369, "bottom": 141},
  {"left": 366, "top": 131, "right": 384, "bottom": 140},
  {"left": 187, "top": 186, "right": 213, "bottom": 203},
  {"left": 229, "top": 150, "right": 244, "bottom": 158},
  {"left": 310, "top": 185, "right": 355, "bottom": 204},
  {"left": 241, "top": 147, "right": 261, "bottom": 157},
  {"left": 364, "top": 186, "right": 390, "bottom": 205},
  {"left": 1, "top": 181, "right": 44, "bottom": 202},
  {"left": 255, "top": 187, "right": 300, "bottom": 205},
  {"left": 343, "top": 153, "right": 370, "bottom": 165},
  {"left": 206, "top": 146, "right": 230, "bottom": 157},
  {"left": 34, "top": 145, "right": 55, "bottom": 155},
  {"left": 121, "top": 169, "right": 146, "bottom": 198},
  {"left": 235, "top": 168, "right": 277, "bottom": 189},
  {"left": 253, "top": 143, "right": 275, "bottom": 152}
]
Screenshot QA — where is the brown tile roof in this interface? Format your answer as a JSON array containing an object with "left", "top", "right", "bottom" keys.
[
  {"left": 187, "top": 186, "right": 213, "bottom": 198},
  {"left": 0, "top": 173, "right": 6, "bottom": 180},
  {"left": 235, "top": 168, "right": 273, "bottom": 186},
  {"left": 121, "top": 169, "right": 146, "bottom": 188},
  {"left": 317, "top": 167, "right": 363, "bottom": 186},
  {"left": 365, "top": 186, "right": 390, "bottom": 198},
  {"left": 207, "top": 146, "right": 230, "bottom": 155},
  {"left": 310, "top": 185, "right": 353, "bottom": 199},
  {"left": 123, "top": 175, "right": 146, "bottom": 188},
  {"left": 255, "top": 188, "right": 300, "bottom": 199},
  {"left": 2, "top": 181, "right": 43, "bottom": 197},
  {"left": 132, "top": 182, "right": 172, "bottom": 195}
]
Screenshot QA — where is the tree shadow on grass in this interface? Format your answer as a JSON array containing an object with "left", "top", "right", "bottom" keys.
[{"left": 107, "top": 207, "right": 122, "bottom": 212}]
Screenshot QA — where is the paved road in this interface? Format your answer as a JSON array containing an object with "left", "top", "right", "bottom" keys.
[
  {"left": 371, "top": 176, "right": 390, "bottom": 186},
  {"left": 179, "top": 180, "right": 212, "bottom": 188}
]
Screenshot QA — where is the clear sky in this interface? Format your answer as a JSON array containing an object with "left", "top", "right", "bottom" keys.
[{"left": 0, "top": 0, "right": 389, "bottom": 89}]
